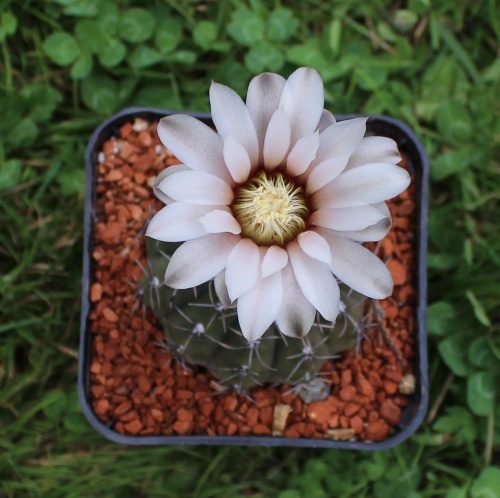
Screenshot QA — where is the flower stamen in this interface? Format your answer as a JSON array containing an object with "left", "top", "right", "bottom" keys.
[{"left": 232, "top": 171, "right": 308, "bottom": 246}]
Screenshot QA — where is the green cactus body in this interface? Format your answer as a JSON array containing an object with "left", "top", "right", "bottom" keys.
[{"left": 142, "top": 238, "right": 366, "bottom": 402}]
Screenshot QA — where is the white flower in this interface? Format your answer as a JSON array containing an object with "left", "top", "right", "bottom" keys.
[{"left": 146, "top": 67, "right": 410, "bottom": 342}]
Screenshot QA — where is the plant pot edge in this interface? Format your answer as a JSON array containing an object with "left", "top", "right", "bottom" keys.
[{"left": 78, "top": 107, "right": 429, "bottom": 449}]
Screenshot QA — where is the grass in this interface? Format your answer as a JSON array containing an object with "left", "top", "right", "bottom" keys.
[{"left": 1, "top": 0, "right": 500, "bottom": 496}]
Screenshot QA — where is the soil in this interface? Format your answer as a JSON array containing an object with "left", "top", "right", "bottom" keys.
[{"left": 88, "top": 117, "right": 417, "bottom": 442}]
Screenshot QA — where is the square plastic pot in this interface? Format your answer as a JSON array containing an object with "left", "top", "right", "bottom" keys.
[{"left": 79, "top": 107, "right": 428, "bottom": 449}]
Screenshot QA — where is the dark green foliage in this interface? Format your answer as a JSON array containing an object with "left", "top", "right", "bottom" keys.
[{"left": 143, "top": 238, "right": 362, "bottom": 398}]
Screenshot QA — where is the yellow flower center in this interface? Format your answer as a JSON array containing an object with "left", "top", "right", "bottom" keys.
[{"left": 232, "top": 171, "right": 308, "bottom": 246}]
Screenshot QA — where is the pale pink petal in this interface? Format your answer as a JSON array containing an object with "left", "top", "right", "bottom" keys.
[
  {"left": 345, "top": 136, "right": 401, "bottom": 170},
  {"left": 297, "top": 230, "right": 331, "bottom": 265},
  {"left": 214, "top": 270, "right": 234, "bottom": 308},
  {"left": 279, "top": 67, "right": 324, "bottom": 145},
  {"left": 318, "top": 109, "right": 336, "bottom": 133},
  {"left": 157, "top": 115, "right": 233, "bottom": 184},
  {"left": 313, "top": 117, "right": 367, "bottom": 166},
  {"left": 237, "top": 271, "right": 283, "bottom": 342},
  {"left": 286, "top": 130, "right": 320, "bottom": 176},
  {"left": 198, "top": 209, "right": 241, "bottom": 235},
  {"left": 275, "top": 263, "right": 316, "bottom": 338},
  {"left": 331, "top": 203, "right": 392, "bottom": 242},
  {"left": 159, "top": 170, "right": 234, "bottom": 206},
  {"left": 287, "top": 241, "right": 339, "bottom": 321},
  {"left": 210, "top": 82, "right": 259, "bottom": 167},
  {"left": 305, "top": 154, "right": 350, "bottom": 194},
  {"left": 312, "top": 163, "right": 411, "bottom": 209},
  {"left": 318, "top": 228, "right": 393, "bottom": 299},
  {"left": 310, "top": 203, "right": 389, "bottom": 232},
  {"left": 246, "top": 73, "right": 286, "bottom": 160},
  {"left": 153, "top": 164, "right": 189, "bottom": 204},
  {"left": 165, "top": 233, "right": 239, "bottom": 288},
  {"left": 261, "top": 245, "right": 288, "bottom": 278},
  {"left": 146, "top": 203, "right": 226, "bottom": 242},
  {"left": 225, "top": 238, "right": 260, "bottom": 302},
  {"left": 263, "top": 108, "right": 291, "bottom": 170},
  {"left": 223, "top": 136, "right": 251, "bottom": 183}
]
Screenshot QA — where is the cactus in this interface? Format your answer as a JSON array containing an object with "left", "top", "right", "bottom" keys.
[{"left": 141, "top": 237, "right": 368, "bottom": 402}]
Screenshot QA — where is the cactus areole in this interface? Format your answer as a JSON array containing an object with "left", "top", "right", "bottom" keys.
[{"left": 143, "top": 67, "right": 410, "bottom": 401}]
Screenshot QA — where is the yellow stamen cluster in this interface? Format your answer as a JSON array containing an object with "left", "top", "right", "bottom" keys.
[{"left": 232, "top": 171, "right": 308, "bottom": 246}]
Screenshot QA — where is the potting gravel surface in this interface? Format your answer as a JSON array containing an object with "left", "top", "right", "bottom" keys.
[{"left": 88, "top": 118, "right": 416, "bottom": 442}]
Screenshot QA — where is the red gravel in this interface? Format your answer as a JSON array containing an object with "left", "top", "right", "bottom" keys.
[{"left": 88, "top": 118, "right": 417, "bottom": 442}]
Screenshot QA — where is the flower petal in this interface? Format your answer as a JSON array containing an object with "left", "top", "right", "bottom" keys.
[
  {"left": 146, "top": 203, "right": 225, "bottom": 242},
  {"left": 331, "top": 203, "right": 392, "bottom": 242},
  {"left": 214, "top": 270, "right": 235, "bottom": 308},
  {"left": 237, "top": 271, "right": 283, "bottom": 342},
  {"left": 159, "top": 170, "right": 234, "bottom": 206},
  {"left": 313, "top": 117, "right": 368, "bottom": 165},
  {"left": 165, "top": 233, "right": 239, "bottom": 288},
  {"left": 198, "top": 209, "right": 241, "bottom": 235},
  {"left": 210, "top": 82, "right": 259, "bottom": 167},
  {"left": 287, "top": 241, "right": 339, "bottom": 321},
  {"left": 157, "top": 115, "right": 233, "bottom": 184},
  {"left": 153, "top": 164, "right": 189, "bottom": 204},
  {"left": 263, "top": 108, "right": 291, "bottom": 170},
  {"left": 225, "top": 238, "right": 260, "bottom": 302},
  {"left": 312, "top": 163, "right": 411, "bottom": 209},
  {"left": 297, "top": 230, "right": 332, "bottom": 265},
  {"left": 318, "top": 228, "right": 393, "bottom": 299},
  {"left": 275, "top": 263, "right": 316, "bottom": 338},
  {"left": 305, "top": 154, "right": 350, "bottom": 194},
  {"left": 286, "top": 130, "right": 320, "bottom": 177},
  {"left": 345, "top": 136, "right": 401, "bottom": 170},
  {"left": 318, "top": 109, "right": 336, "bottom": 133},
  {"left": 279, "top": 67, "right": 324, "bottom": 145},
  {"left": 246, "top": 72, "right": 286, "bottom": 160},
  {"left": 310, "top": 203, "right": 390, "bottom": 232},
  {"left": 261, "top": 245, "right": 288, "bottom": 278},
  {"left": 223, "top": 136, "right": 251, "bottom": 183}
]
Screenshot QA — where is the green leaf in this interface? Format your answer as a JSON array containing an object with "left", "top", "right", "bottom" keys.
[
  {"left": 97, "top": 38, "right": 126, "bottom": 68},
  {"left": 267, "top": 8, "right": 298, "bottom": 43},
  {"left": 193, "top": 20, "right": 217, "bottom": 49},
  {"left": 155, "top": 18, "right": 183, "bottom": 54},
  {"left": 470, "top": 467, "right": 500, "bottom": 498},
  {"left": 438, "top": 333, "right": 469, "bottom": 377},
  {"left": 63, "top": 0, "right": 99, "bottom": 17},
  {"left": 43, "top": 32, "right": 81, "bottom": 66},
  {"left": 227, "top": 8, "right": 265, "bottom": 47},
  {"left": 70, "top": 47, "right": 93, "bottom": 79},
  {"left": 74, "top": 20, "right": 106, "bottom": 54},
  {"left": 328, "top": 19, "right": 342, "bottom": 55},
  {"left": 0, "top": 11, "right": 17, "bottom": 41},
  {"left": 468, "top": 338, "right": 498, "bottom": 369},
  {"left": 467, "top": 371, "right": 495, "bottom": 416},
  {"left": 128, "top": 45, "right": 163, "bottom": 69},
  {"left": 165, "top": 50, "right": 196, "bottom": 65},
  {"left": 0, "top": 159, "right": 22, "bottom": 191},
  {"left": 436, "top": 102, "right": 473, "bottom": 144},
  {"left": 119, "top": 8, "right": 156, "bottom": 43},
  {"left": 427, "top": 301, "right": 455, "bottom": 336},
  {"left": 97, "top": 1, "right": 120, "bottom": 35},
  {"left": 81, "top": 74, "right": 118, "bottom": 114},
  {"left": 433, "top": 407, "right": 477, "bottom": 443},
  {"left": 445, "top": 489, "right": 467, "bottom": 498},
  {"left": 431, "top": 148, "right": 474, "bottom": 181},
  {"left": 465, "top": 290, "right": 491, "bottom": 327},
  {"left": 244, "top": 42, "right": 284, "bottom": 74},
  {"left": 7, "top": 119, "right": 38, "bottom": 148}
]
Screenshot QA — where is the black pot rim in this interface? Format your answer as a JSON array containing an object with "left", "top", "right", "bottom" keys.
[{"left": 79, "top": 107, "right": 429, "bottom": 449}]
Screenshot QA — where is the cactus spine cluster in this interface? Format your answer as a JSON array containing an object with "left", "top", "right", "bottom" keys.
[{"left": 142, "top": 238, "right": 367, "bottom": 402}]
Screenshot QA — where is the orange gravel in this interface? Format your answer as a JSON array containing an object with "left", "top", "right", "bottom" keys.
[{"left": 88, "top": 118, "right": 417, "bottom": 442}]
